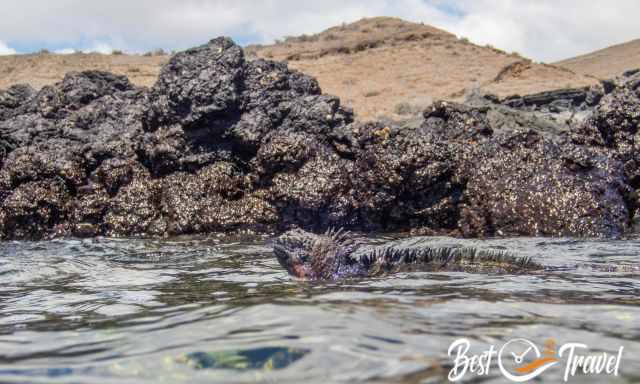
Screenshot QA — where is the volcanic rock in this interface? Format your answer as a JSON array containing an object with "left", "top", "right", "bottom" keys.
[{"left": 0, "top": 37, "right": 637, "bottom": 240}]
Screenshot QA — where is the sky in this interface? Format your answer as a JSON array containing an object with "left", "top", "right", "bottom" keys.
[{"left": 0, "top": 0, "right": 638, "bottom": 62}]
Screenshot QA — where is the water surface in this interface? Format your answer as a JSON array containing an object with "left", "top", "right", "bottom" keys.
[{"left": 1, "top": 235, "right": 639, "bottom": 383}]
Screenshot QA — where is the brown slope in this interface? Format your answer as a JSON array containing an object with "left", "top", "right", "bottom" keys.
[
  {"left": 0, "top": 52, "right": 167, "bottom": 90},
  {"left": 247, "top": 17, "right": 596, "bottom": 120},
  {"left": 555, "top": 39, "right": 640, "bottom": 79}
]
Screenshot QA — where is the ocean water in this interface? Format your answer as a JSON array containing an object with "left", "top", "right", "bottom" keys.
[{"left": 0, "top": 234, "right": 639, "bottom": 383}]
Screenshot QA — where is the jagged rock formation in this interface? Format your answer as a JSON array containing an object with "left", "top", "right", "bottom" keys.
[{"left": 0, "top": 37, "right": 638, "bottom": 240}]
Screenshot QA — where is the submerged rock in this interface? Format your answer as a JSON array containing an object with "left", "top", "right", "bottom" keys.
[{"left": 0, "top": 38, "right": 638, "bottom": 240}]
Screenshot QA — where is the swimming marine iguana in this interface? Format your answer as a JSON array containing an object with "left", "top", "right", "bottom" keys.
[{"left": 272, "top": 228, "right": 638, "bottom": 280}]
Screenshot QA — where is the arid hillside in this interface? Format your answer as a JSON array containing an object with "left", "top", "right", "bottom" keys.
[
  {"left": 555, "top": 39, "right": 640, "bottom": 79},
  {"left": 3, "top": 17, "right": 636, "bottom": 121},
  {"left": 245, "top": 17, "right": 596, "bottom": 120},
  {"left": 0, "top": 52, "right": 167, "bottom": 90}
]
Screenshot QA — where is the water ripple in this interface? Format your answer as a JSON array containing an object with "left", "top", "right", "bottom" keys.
[{"left": 0, "top": 236, "right": 638, "bottom": 383}]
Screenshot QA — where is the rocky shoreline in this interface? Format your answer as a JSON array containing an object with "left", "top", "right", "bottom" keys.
[{"left": 0, "top": 37, "right": 638, "bottom": 240}]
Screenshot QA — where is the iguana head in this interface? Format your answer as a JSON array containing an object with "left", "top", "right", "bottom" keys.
[{"left": 272, "top": 228, "right": 359, "bottom": 280}]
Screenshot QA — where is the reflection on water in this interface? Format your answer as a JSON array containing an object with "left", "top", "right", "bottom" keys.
[
  {"left": 0, "top": 235, "right": 639, "bottom": 383},
  {"left": 177, "top": 347, "right": 310, "bottom": 370}
]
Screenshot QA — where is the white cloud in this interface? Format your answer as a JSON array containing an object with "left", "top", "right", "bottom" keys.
[
  {"left": 55, "top": 48, "right": 76, "bottom": 55},
  {"left": 56, "top": 43, "right": 115, "bottom": 55},
  {"left": 439, "top": 0, "right": 640, "bottom": 62},
  {"left": 83, "top": 42, "right": 115, "bottom": 54},
  {"left": 0, "top": 1, "right": 638, "bottom": 62},
  {"left": 0, "top": 40, "right": 16, "bottom": 55}
]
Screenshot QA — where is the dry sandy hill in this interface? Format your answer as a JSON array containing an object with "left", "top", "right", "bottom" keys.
[
  {"left": 0, "top": 17, "right": 610, "bottom": 121},
  {"left": 246, "top": 17, "right": 596, "bottom": 120},
  {"left": 0, "top": 52, "right": 167, "bottom": 90},
  {"left": 555, "top": 39, "right": 640, "bottom": 80}
]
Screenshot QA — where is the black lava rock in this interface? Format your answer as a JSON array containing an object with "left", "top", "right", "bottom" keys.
[{"left": 0, "top": 38, "right": 637, "bottom": 240}]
